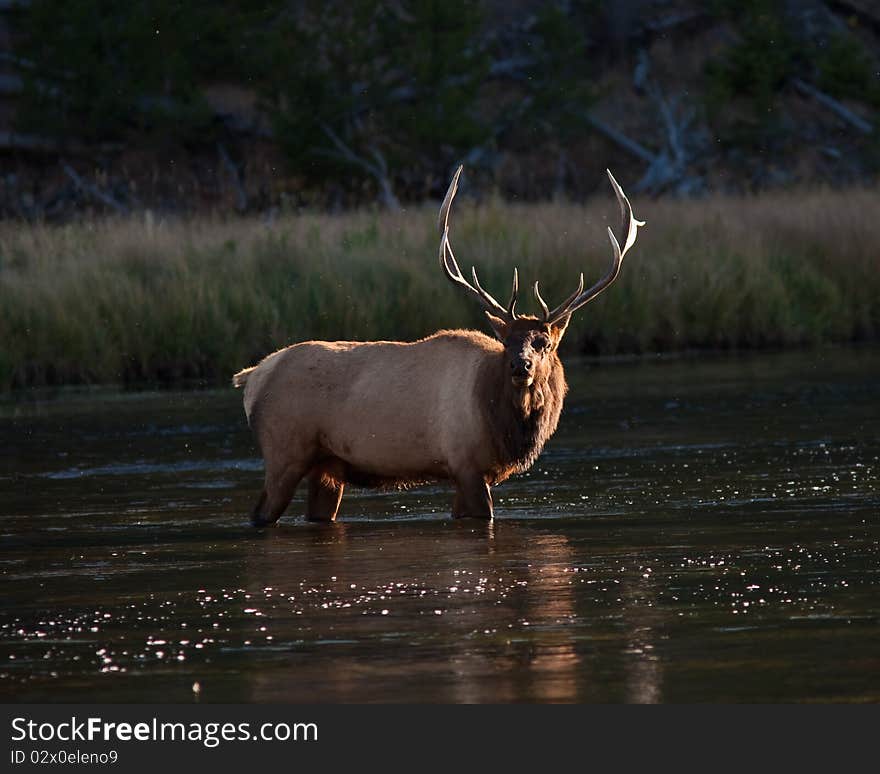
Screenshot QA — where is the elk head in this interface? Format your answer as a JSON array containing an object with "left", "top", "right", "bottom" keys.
[{"left": 438, "top": 166, "right": 645, "bottom": 389}]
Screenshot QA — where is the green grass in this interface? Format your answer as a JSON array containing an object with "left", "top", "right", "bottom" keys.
[{"left": 1, "top": 187, "right": 878, "bottom": 390}]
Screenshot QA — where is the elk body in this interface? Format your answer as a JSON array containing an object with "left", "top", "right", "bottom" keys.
[{"left": 233, "top": 168, "right": 643, "bottom": 525}]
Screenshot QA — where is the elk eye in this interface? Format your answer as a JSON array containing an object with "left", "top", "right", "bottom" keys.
[{"left": 534, "top": 336, "right": 550, "bottom": 351}]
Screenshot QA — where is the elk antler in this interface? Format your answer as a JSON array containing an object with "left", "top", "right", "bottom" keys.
[
  {"left": 536, "top": 169, "right": 645, "bottom": 325},
  {"left": 439, "top": 166, "right": 519, "bottom": 322}
]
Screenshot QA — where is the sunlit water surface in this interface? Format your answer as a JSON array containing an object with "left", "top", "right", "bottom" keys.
[{"left": 1, "top": 348, "right": 878, "bottom": 703}]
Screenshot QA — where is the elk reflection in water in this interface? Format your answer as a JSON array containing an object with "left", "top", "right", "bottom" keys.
[{"left": 238, "top": 521, "right": 665, "bottom": 703}]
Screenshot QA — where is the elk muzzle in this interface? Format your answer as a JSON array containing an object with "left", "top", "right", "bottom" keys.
[{"left": 511, "top": 357, "right": 534, "bottom": 387}]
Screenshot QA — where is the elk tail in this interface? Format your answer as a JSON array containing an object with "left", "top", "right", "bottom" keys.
[{"left": 232, "top": 366, "right": 255, "bottom": 389}]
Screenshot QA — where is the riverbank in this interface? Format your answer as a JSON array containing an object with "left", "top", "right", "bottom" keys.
[{"left": 1, "top": 187, "right": 878, "bottom": 390}]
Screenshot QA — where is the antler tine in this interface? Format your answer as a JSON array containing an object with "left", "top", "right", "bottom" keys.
[
  {"left": 437, "top": 165, "right": 462, "bottom": 237},
  {"left": 607, "top": 168, "right": 644, "bottom": 257},
  {"left": 438, "top": 166, "right": 515, "bottom": 321},
  {"left": 470, "top": 266, "right": 509, "bottom": 317},
  {"left": 537, "top": 273, "right": 584, "bottom": 322},
  {"left": 544, "top": 170, "right": 644, "bottom": 325},
  {"left": 440, "top": 227, "right": 501, "bottom": 315},
  {"left": 532, "top": 281, "right": 550, "bottom": 319},
  {"left": 508, "top": 267, "right": 519, "bottom": 318}
]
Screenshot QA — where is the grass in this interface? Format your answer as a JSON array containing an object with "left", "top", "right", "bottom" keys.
[{"left": 1, "top": 187, "right": 878, "bottom": 390}]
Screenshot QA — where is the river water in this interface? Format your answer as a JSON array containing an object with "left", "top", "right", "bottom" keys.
[{"left": 1, "top": 348, "right": 878, "bottom": 702}]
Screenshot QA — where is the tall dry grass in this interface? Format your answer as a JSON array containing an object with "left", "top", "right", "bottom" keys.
[{"left": 1, "top": 187, "right": 878, "bottom": 389}]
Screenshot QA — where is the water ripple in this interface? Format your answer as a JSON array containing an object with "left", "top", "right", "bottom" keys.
[{"left": 41, "top": 458, "right": 263, "bottom": 480}]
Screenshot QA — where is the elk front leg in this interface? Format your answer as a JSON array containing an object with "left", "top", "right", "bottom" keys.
[
  {"left": 306, "top": 460, "right": 346, "bottom": 522},
  {"left": 452, "top": 472, "right": 493, "bottom": 520}
]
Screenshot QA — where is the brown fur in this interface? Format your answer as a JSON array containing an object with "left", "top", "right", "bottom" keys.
[
  {"left": 234, "top": 318, "right": 569, "bottom": 525},
  {"left": 480, "top": 347, "right": 567, "bottom": 486}
]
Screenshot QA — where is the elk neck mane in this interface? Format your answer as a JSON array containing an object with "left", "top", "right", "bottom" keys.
[{"left": 479, "top": 345, "right": 568, "bottom": 484}]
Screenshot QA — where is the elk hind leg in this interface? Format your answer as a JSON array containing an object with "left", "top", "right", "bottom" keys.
[
  {"left": 452, "top": 472, "right": 493, "bottom": 520},
  {"left": 306, "top": 459, "right": 346, "bottom": 522},
  {"left": 252, "top": 460, "right": 310, "bottom": 527}
]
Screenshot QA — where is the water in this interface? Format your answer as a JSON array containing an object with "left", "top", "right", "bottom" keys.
[{"left": 1, "top": 348, "right": 878, "bottom": 703}]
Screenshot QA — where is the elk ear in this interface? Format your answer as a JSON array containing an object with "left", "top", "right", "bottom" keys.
[
  {"left": 485, "top": 312, "right": 510, "bottom": 341},
  {"left": 549, "top": 314, "right": 571, "bottom": 347}
]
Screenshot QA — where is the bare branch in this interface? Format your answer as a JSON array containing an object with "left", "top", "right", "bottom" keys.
[
  {"left": 582, "top": 113, "right": 656, "bottom": 164},
  {"left": 793, "top": 78, "right": 873, "bottom": 135},
  {"left": 217, "top": 142, "right": 248, "bottom": 213},
  {"left": 319, "top": 124, "right": 401, "bottom": 210},
  {"left": 61, "top": 162, "right": 129, "bottom": 215}
]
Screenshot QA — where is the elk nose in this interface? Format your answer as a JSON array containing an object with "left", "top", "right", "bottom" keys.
[{"left": 511, "top": 358, "right": 533, "bottom": 376}]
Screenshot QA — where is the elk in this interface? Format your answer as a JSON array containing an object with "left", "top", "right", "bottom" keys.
[{"left": 233, "top": 168, "right": 643, "bottom": 525}]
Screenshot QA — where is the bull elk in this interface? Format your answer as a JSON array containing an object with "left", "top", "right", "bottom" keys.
[{"left": 233, "top": 168, "right": 644, "bottom": 525}]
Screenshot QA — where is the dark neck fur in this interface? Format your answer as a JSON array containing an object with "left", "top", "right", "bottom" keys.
[{"left": 481, "top": 352, "right": 568, "bottom": 482}]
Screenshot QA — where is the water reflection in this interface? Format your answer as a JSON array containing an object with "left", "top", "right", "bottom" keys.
[
  {"left": 225, "top": 524, "right": 672, "bottom": 703},
  {"left": 620, "top": 569, "right": 663, "bottom": 703},
  {"left": 234, "top": 524, "right": 579, "bottom": 702}
]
